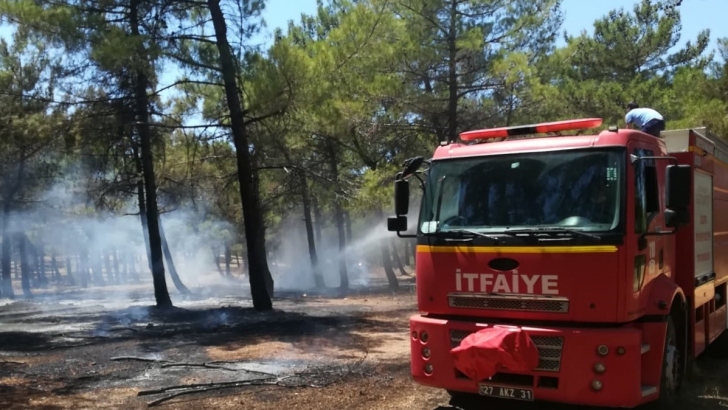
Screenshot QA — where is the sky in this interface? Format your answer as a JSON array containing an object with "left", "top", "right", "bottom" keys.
[
  {"left": 1, "top": 0, "right": 725, "bottom": 105},
  {"left": 252, "top": 0, "right": 727, "bottom": 51}
]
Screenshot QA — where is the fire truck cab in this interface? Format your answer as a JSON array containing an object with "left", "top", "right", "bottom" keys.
[{"left": 387, "top": 119, "right": 728, "bottom": 409}]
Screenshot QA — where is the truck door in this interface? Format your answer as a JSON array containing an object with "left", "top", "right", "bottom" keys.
[{"left": 629, "top": 141, "right": 664, "bottom": 296}]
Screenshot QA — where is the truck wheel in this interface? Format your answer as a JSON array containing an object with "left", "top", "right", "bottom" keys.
[{"left": 646, "top": 316, "right": 681, "bottom": 410}]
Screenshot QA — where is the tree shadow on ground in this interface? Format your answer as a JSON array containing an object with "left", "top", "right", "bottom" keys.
[{"left": 0, "top": 302, "right": 411, "bottom": 356}]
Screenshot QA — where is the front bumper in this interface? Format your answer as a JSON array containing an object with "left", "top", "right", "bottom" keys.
[{"left": 410, "top": 315, "right": 653, "bottom": 408}]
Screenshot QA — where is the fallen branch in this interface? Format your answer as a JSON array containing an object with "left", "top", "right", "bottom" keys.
[
  {"left": 146, "top": 379, "right": 279, "bottom": 407},
  {"left": 109, "top": 356, "right": 279, "bottom": 377},
  {"left": 138, "top": 377, "right": 274, "bottom": 396},
  {"left": 0, "top": 359, "right": 25, "bottom": 365},
  {"left": 142, "top": 347, "right": 370, "bottom": 406},
  {"left": 110, "top": 356, "right": 170, "bottom": 363},
  {"left": 160, "top": 362, "right": 236, "bottom": 371},
  {"left": 51, "top": 342, "right": 96, "bottom": 350},
  {"left": 161, "top": 362, "right": 278, "bottom": 377}
]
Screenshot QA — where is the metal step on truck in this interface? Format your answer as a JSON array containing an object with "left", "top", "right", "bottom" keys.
[{"left": 387, "top": 119, "right": 728, "bottom": 409}]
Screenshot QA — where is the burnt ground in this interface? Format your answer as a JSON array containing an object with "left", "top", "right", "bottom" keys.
[{"left": 1, "top": 273, "right": 728, "bottom": 409}]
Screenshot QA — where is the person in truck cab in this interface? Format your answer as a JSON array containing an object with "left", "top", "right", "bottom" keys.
[
  {"left": 624, "top": 102, "right": 666, "bottom": 137},
  {"left": 583, "top": 181, "right": 612, "bottom": 224}
]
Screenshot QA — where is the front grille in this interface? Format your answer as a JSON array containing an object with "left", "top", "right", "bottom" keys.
[
  {"left": 448, "top": 293, "right": 569, "bottom": 313},
  {"left": 450, "top": 329, "right": 564, "bottom": 374}
]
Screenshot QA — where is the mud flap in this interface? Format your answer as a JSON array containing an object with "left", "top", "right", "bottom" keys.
[{"left": 451, "top": 326, "right": 540, "bottom": 381}]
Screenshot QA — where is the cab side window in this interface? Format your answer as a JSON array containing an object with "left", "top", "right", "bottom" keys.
[{"left": 633, "top": 148, "right": 659, "bottom": 234}]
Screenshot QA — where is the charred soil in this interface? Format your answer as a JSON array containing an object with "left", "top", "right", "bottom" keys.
[{"left": 1, "top": 276, "right": 728, "bottom": 410}]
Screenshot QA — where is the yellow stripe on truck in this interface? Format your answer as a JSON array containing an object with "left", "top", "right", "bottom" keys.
[{"left": 416, "top": 245, "right": 618, "bottom": 254}]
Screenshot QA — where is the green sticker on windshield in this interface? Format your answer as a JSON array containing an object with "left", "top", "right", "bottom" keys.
[{"left": 606, "top": 167, "right": 617, "bottom": 181}]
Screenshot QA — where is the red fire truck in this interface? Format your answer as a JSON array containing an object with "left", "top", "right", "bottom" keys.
[{"left": 387, "top": 118, "right": 728, "bottom": 409}]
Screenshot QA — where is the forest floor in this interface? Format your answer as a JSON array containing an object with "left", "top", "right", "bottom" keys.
[{"left": 2, "top": 270, "right": 728, "bottom": 409}]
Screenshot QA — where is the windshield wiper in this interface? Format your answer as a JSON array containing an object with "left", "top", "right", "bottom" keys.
[
  {"left": 431, "top": 229, "right": 501, "bottom": 244},
  {"left": 504, "top": 227, "right": 601, "bottom": 241}
]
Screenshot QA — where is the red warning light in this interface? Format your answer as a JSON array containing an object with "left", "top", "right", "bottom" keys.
[{"left": 459, "top": 118, "right": 603, "bottom": 141}]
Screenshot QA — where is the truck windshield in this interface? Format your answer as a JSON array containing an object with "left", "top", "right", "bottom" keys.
[{"left": 419, "top": 149, "right": 623, "bottom": 234}]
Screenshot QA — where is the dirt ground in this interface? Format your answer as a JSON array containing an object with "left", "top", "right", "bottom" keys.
[{"left": 2, "top": 273, "right": 728, "bottom": 410}]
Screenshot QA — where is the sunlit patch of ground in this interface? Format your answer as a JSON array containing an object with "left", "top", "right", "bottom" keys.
[
  {"left": 0, "top": 376, "right": 30, "bottom": 386},
  {"left": 206, "top": 340, "right": 311, "bottom": 362},
  {"left": 0, "top": 354, "right": 62, "bottom": 365},
  {"left": 28, "top": 387, "right": 143, "bottom": 410}
]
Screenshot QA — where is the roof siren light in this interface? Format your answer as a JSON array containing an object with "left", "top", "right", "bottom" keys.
[{"left": 459, "top": 118, "right": 604, "bottom": 141}]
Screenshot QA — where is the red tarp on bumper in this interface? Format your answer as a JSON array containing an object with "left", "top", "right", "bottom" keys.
[{"left": 451, "top": 326, "right": 540, "bottom": 381}]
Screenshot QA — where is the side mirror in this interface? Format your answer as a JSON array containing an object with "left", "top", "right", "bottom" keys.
[
  {"left": 394, "top": 178, "right": 410, "bottom": 216},
  {"left": 387, "top": 216, "right": 408, "bottom": 232},
  {"left": 402, "top": 156, "right": 424, "bottom": 178},
  {"left": 665, "top": 165, "right": 690, "bottom": 209}
]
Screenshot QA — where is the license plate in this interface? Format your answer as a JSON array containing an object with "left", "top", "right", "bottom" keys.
[{"left": 478, "top": 384, "right": 534, "bottom": 401}]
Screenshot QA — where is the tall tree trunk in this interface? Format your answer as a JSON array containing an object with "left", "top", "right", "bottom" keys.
[
  {"left": 122, "top": 252, "right": 129, "bottom": 282},
  {"left": 137, "top": 182, "right": 153, "bottom": 271},
  {"left": 78, "top": 252, "right": 89, "bottom": 288},
  {"left": 37, "top": 242, "right": 47, "bottom": 287},
  {"left": 112, "top": 250, "right": 121, "bottom": 283},
  {"left": 251, "top": 147, "right": 274, "bottom": 294},
  {"left": 212, "top": 248, "right": 225, "bottom": 277},
  {"left": 124, "top": 252, "right": 138, "bottom": 283},
  {"left": 29, "top": 244, "right": 38, "bottom": 288},
  {"left": 50, "top": 253, "right": 60, "bottom": 282},
  {"left": 240, "top": 248, "right": 248, "bottom": 275},
  {"left": 334, "top": 205, "right": 348, "bottom": 290},
  {"left": 300, "top": 173, "right": 324, "bottom": 288},
  {"left": 312, "top": 195, "right": 323, "bottom": 246},
  {"left": 344, "top": 211, "right": 353, "bottom": 245},
  {"left": 104, "top": 250, "right": 115, "bottom": 284},
  {"left": 64, "top": 254, "right": 75, "bottom": 285},
  {"left": 375, "top": 209, "right": 398, "bottom": 290},
  {"left": 64, "top": 254, "right": 72, "bottom": 277},
  {"left": 1, "top": 201, "right": 13, "bottom": 298},
  {"left": 63, "top": 250, "right": 73, "bottom": 285},
  {"left": 2, "top": 159, "right": 25, "bottom": 296},
  {"left": 92, "top": 253, "right": 105, "bottom": 286},
  {"left": 224, "top": 245, "right": 231, "bottom": 276},
  {"left": 159, "top": 220, "right": 190, "bottom": 294},
  {"left": 402, "top": 240, "right": 410, "bottom": 265},
  {"left": 18, "top": 234, "right": 31, "bottom": 297},
  {"left": 130, "top": 0, "right": 172, "bottom": 308},
  {"left": 411, "top": 240, "right": 417, "bottom": 268},
  {"left": 391, "top": 238, "right": 409, "bottom": 276},
  {"left": 379, "top": 243, "right": 398, "bottom": 290},
  {"left": 208, "top": 0, "right": 272, "bottom": 310},
  {"left": 325, "top": 140, "right": 348, "bottom": 290}
]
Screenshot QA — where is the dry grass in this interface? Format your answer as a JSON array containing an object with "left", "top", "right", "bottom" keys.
[
  {"left": 1, "top": 355, "right": 61, "bottom": 365},
  {"left": 28, "top": 388, "right": 143, "bottom": 410},
  {"left": 0, "top": 376, "right": 31, "bottom": 386},
  {"left": 206, "top": 340, "right": 314, "bottom": 362}
]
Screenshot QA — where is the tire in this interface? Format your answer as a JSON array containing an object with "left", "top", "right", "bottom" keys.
[{"left": 644, "top": 315, "right": 682, "bottom": 410}]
